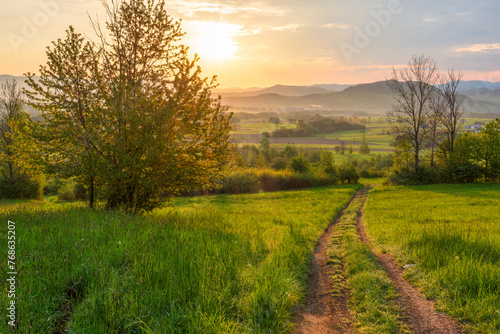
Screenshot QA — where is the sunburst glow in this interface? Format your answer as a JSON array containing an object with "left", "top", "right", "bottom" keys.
[{"left": 186, "top": 21, "right": 241, "bottom": 62}]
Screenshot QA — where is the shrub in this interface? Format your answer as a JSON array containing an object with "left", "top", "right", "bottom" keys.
[
  {"left": 44, "top": 178, "right": 64, "bottom": 195},
  {"left": 289, "top": 155, "right": 310, "bottom": 173},
  {"left": 221, "top": 170, "right": 260, "bottom": 194},
  {"left": 0, "top": 173, "right": 44, "bottom": 200},
  {"left": 58, "top": 181, "right": 87, "bottom": 201},
  {"left": 219, "top": 168, "right": 339, "bottom": 194},
  {"left": 452, "top": 164, "right": 484, "bottom": 183},
  {"left": 339, "top": 166, "right": 360, "bottom": 184},
  {"left": 271, "top": 157, "right": 288, "bottom": 171}
]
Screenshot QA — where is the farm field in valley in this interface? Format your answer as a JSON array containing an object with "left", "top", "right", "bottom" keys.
[{"left": 0, "top": 185, "right": 359, "bottom": 333}]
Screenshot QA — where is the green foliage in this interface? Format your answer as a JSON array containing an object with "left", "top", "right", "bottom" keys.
[
  {"left": 0, "top": 173, "right": 44, "bottom": 200},
  {"left": 220, "top": 168, "right": 340, "bottom": 194},
  {"left": 25, "top": 0, "right": 232, "bottom": 212},
  {"left": 0, "top": 80, "right": 43, "bottom": 200},
  {"left": 44, "top": 178, "right": 65, "bottom": 195},
  {"left": 359, "top": 141, "right": 371, "bottom": 154},
  {"left": 272, "top": 116, "right": 364, "bottom": 138},
  {"left": 270, "top": 157, "right": 288, "bottom": 170},
  {"left": 220, "top": 170, "right": 261, "bottom": 194},
  {"left": 364, "top": 184, "right": 500, "bottom": 333},
  {"left": 289, "top": 155, "right": 310, "bottom": 173},
  {"left": 389, "top": 118, "right": 500, "bottom": 184},
  {"left": 0, "top": 185, "right": 358, "bottom": 333},
  {"left": 283, "top": 145, "right": 298, "bottom": 160},
  {"left": 320, "top": 149, "right": 337, "bottom": 176},
  {"left": 339, "top": 165, "right": 360, "bottom": 184},
  {"left": 58, "top": 180, "right": 87, "bottom": 202}
]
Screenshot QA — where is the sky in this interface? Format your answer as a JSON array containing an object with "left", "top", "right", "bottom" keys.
[{"left": 1, "top": 0, "right": 500, "bottom": 88}]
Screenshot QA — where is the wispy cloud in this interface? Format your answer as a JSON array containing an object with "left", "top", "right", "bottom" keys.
[
  {"left": 270, "top": 24, "right": 304, "bottom": 32},
  {"left": 167, "top": 1, "right": 285, "bottom": 18},
  {"left": 454, "top": 43, "right": 500, "bottom": 53},
  {"left": 323, "top": 23, "right": 350, "bottom": 30}
]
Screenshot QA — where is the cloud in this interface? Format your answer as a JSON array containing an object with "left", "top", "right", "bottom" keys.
[
  {"left": 323, "top": 23, "right": 350, "bottom": 30},
  {"left": 270, "top": 24, "right": 304, "bottom": 32},
  {"left": 454, "top": 43, "right": 500, "bottom": 53}
]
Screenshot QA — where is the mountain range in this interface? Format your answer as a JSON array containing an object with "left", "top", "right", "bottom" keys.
[
  {"left": 218, "top": 81, "right": 500, "bottom": 115},
  {"left": 1, "top": 75, "right": 500, "bottom": 116}
]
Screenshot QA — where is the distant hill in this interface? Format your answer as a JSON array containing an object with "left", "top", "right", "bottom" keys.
[
  {"left": 222, "top": 81, "right": 394, "bottom": 113},
  {"left": 0, "top": 75, "right": 36, "bottom": 92},
  {"left": 217, "top": 84, "right": 336, "bottom": 98},
  {"left": 2, "top": 75, "right": 499, "bottom": 116},
  {"left": 214, "top": 83, "right": 352, "bottom": 98},
  {"left": 454, "top": 81, "right": 500, "bottom": 92},
  {"left": 223, "top": 81, "right": 500, "bottom": 115},
  {"left": 309, "top": 84, "right": 352, "bottom": 91}
]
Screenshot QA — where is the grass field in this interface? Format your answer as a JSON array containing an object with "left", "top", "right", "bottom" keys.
[
  {"left": 363, "top": 183, "right": 500, "bottom": 333},
  {"left": 0, "top": 185, "right": 360, "bottom": 333},
  {"left": 232, "top": 118, "right": 394, "bottom": 153},
  {"left": 232, "top": 117, "right": 488, "bottom": 154}
]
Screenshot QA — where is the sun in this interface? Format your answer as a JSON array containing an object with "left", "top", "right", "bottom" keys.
[{"left": 186, "top": 21, "right": 241, "bottom": 63}]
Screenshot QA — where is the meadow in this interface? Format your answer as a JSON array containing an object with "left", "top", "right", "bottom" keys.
[
  {"left": 363, "top": 183, "right": 500, "bottom": 333},
  {"left": 0, "top": 185, "right": 359, "bottom": 333}
]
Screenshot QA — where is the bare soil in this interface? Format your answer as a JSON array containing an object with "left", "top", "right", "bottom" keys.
[
  {"left": 293, "top": 194, "right": 360, "bottom": 334},
  {"left": 357, "top": 192, "right": 464, "bottom": 334}
]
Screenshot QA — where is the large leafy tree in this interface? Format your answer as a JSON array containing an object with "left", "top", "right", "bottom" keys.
[
  {"left": 451, "top": 119, "right": 500, "bottom": 182},
  {"left": 475, "top": 119, "right": 500, "bottom": 180},
  {"left": 26, "top": 0, "right": 232, "bottom": 211}
]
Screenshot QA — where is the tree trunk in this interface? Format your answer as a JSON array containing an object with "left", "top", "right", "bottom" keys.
[
  {"left": 89, "top": 175, "right": 94, "bottom": 209},
  {"left": 8, "top": 161, "right": 14, "bottom": 185},
  {"left": 414, "top": 148, "right": 420, "bottom": 173}
]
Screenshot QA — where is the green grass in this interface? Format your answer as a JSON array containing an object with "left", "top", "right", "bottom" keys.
[
  {"left": 232, "top": 121, "right": 295, "bottom": 135},
  {"left": 327, "top": 190, "right": 408, "bottom": 334},
  {"left": 363, "top": 183, "right": 500, "bottom": 333},
  {"left": 0, "top": 185, "right": 360, "bottom": 333}
]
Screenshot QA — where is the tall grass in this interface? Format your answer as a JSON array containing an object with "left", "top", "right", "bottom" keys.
[
  {"left": 0, "top": 185, "right": 359, "bottom": 333},
  {"left": 363, "top": 183, "right": 500, "bottom": 333}
]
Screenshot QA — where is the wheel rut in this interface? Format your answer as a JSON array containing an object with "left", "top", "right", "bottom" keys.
[
  {"left": 357, "top": 187, "right": 464, "bottom": 334},
  {"left": 294, "top": 186, "right": 464, "bottom": 334},
  {"left": 293, "top": 190, "right": 361, "bottom": 334}
]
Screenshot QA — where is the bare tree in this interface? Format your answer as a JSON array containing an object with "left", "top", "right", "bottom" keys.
[
  {"left": 0, "top": 80, "right": 24, "bottom": 186},
  {"left": 387, "top": 55, "right": 440, "bottom": 172},
  {"left": 434, "top": 69, "right": 465, "bottom": 160}
]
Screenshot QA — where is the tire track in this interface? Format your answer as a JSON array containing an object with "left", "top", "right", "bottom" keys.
[
  {"left": 293, "top": 190, "right": 362, "bottom": 334},
  {"left": 356, "top": 187, "right": 464, "bottom": 334}
]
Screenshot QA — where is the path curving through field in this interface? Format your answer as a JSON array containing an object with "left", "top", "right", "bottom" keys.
[{"left": 294, "top": 186, "right": 464, "bottom": 334}]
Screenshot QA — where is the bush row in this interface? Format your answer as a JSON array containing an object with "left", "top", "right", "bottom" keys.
[{"left": 217, "top": 168, "right": 358, "bottom": 195}]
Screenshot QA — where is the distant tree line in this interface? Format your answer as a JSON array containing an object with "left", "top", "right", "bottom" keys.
[{"left": 272, "top": 116, "right": 365, "bottom": 137}]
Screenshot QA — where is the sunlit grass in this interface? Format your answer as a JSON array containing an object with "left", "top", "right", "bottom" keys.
[
  {"left": 363, "top": 183, "right": 500, "bottom": 333},
  {"left": 0, "top": 185, "right": 360, "bottom": 333}
]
